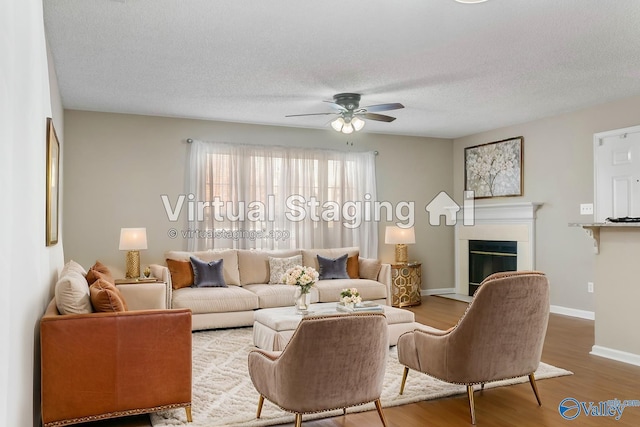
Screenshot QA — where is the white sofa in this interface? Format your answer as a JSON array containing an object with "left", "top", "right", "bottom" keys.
[{"left": 151, "top": 247, "right": 391, "bottom": 331}]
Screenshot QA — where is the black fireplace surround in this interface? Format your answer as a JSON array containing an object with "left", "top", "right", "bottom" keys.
[{"left": 468, "top": 240, "right": 517, "bottom": 296}]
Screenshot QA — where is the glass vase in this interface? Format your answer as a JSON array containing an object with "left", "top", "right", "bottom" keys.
[{"left": 294, "top": 288, "right": 310, "bottom": 313}]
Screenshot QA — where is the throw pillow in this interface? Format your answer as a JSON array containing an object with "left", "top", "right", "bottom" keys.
[
  {"left": 90, "top": 279, "right": 127, "bottom": 312},
  {"left": 166, "top": 249, "right": 241, "bottom": 285},
  {"left": 86, "top": 261, "right": 114, "bottom": 285},
  {"left": 166, "top": 258, "right": 194, "bottom": 289},
  {"left": 60, "top": 260, "right": 87, "bottom": 277},
  {"left": 268, "top": 255, "right": 302, "bottom": 284},
  {"left": 54, "top": 270, "right": 93, "bottom": 314},
  {"left": 347, "top": 255, "right": 359, "bottom": 279},
  {"left": 317, "top": 254, "right": 350, "bottom": 280},
  {"left": 359, "top": 258, "right": 382, "bottom": 280},
  {"left": 190, "top": 256, "right": 227, "bottom": 288}
]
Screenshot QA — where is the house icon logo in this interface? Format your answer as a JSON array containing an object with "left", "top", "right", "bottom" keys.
[{"left": 425, "top": 191, "right": 475, "bottom": 226}]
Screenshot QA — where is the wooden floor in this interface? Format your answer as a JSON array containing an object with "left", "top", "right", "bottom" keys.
[{"left": 76, "top": 296, "right": 640, "bottom": 426}]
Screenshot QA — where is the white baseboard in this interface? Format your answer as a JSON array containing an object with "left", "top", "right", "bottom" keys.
[
  {"left": 550, "top": 305, "right": 595, "bottom": 320},
  {"left": 591, "top": 345, "right": 640, "bottom": 367},
  {"left": 421, "top": 288, "right": 456, "bottom": 296}
]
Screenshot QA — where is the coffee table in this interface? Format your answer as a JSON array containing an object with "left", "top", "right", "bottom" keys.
[{"left": 253, "top": 302, "right": 421, "bottom": 351}]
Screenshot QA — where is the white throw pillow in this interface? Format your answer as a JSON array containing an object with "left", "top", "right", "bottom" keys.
[
  {"left": 268, "top": 255, "right": 302, "bottom": 284},
  {"left": 60, "top": 260, "right": 87, "bottom": 277},
  {"left": 54, "top": 270, "right": 93, "bottom": 314}
]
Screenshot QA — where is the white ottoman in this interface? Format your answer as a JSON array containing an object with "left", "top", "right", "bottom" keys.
[{"left": 253, "top": 302, "right": 419, "bottom": 350}]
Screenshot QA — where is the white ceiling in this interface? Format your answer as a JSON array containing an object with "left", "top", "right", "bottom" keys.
[{"left": 43, "top": 0, "right": 640, "bottom": 139}]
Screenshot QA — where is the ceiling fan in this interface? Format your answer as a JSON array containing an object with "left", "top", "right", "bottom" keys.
[{"left": 286, "top": 93, "right": 404, "bottom": 134}]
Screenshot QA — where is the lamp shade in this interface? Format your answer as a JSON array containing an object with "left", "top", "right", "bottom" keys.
[
  {"left": 384, "top": 226, "right": 415, "bottom": 244},
  {"left": 119, "top": 228, "right": 148, "bottom": 250}
]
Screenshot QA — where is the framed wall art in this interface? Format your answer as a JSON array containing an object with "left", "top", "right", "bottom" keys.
[
  {"left": 46, "top": 117, "right": 60, "bottom": 246},
  {"left": 465, "top": 136, "right": 523, "bottom": 199}
]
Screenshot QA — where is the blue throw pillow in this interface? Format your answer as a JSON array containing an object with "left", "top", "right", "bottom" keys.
[
  {"left": 189, "top": 256, "right": 227, "bottom": 288},
  {"left": 317, "top": 254, "right": 350, "bottom": 280}
]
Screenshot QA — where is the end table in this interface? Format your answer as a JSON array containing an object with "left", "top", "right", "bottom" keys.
[{"left": 391, "top": 262, "right": 422, "bottom": 307}]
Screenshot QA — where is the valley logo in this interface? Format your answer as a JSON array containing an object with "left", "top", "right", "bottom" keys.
[{"left": 558, "top": 397, "right": 640, "bottom": 421}]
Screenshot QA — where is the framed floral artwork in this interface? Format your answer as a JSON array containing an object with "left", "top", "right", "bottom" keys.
[
  {"left": 46, "top": 117, "right": 60, "bottom": 246},
  {"left": 465, "top": 136, "right": 523, "bottom": 199}
]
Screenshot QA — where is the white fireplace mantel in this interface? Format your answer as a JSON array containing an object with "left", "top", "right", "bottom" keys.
[{"left": 454, "top": 202, "right": 543, "bottom": 295}]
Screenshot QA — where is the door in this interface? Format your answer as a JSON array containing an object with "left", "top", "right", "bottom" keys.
[{"left": 594, "top": 125, "right": 640, "bottom": 222}]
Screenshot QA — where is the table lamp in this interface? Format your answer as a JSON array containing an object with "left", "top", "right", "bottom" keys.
[
  {"left": 119, "top": 227, "right": 148, "bottom": 278},
  {"left": 385, "top": 226, "right": 415, "bottom": 264}
]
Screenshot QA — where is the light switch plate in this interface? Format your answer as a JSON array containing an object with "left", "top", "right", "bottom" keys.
[{"left": 580, "top": 203, "right": 594, "bottom": 215}]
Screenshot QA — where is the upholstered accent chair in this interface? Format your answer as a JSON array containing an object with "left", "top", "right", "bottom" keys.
[
  {"left": 248, "top": 313, "right": 389, "bottom": 427},
  {"left": 397, "top": 271, "right": 550, "bottom": 424}
]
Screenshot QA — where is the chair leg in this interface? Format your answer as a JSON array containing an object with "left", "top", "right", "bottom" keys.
[
  {"left": 295, "top": 413, "right": 302, "bottom": 427},
  {"left": 374, "top": 398, "right": 388, "bottom": 427},
  {"left": 256, "top": 395, "right": 264, "bottom": 418},
  {"left": 343, "top": 408, "right": 347, "bottom": 415},
  {"left": 400, "top": 366, "right": 409, "bottom": 395},
  {"left": 467, "top": 385, "right": 476, "bottom": 425},
  {"left": 529, "top": 373, "right": 542, "bottom": 406},
  {"left": 185, "top": 405, "right": 192, "bottom": 422},
  {"left": 480, "top": 383, "right": 485, "bottom": 390}
]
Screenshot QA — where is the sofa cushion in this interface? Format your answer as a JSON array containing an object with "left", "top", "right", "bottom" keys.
[
  {"left": 190, "top": 257, "right": 227, "bottom": 288},
  {"left": 166, "top": 249, "right": 240, "bottom": 286},
  {"left": 315, "top": 278, "right": 387, "bottom": 303},
  {"left": 166, "top": 259, "right": 194, "bottom": 289},
  {"left": 237, "top": 249, "right": 301, "bottom": 285},
  {"left": 54, "top": 270, "right": 93, "bottom": 314},
  {"left": 268, "top": 255, "right": 302, "bottom": 284},
  {"left": 302, "top": 247, "right": 359, "bottom": 272},
  {"left": 358, "top": 258, "right": 382, "bottom": 280},
  {"left": 89, "top": 279, "right": 127, "bottom": 312},
  {"left": 171, "top": 286, "right": 259, "bottom": 314},
  {"left": 243, "top": 284, "right": 320, "bottom": 309},
  {"left": 86, "top": 261, "right": 114, "bottom": 285},
  {"left": 317, "top": 254, "right": 350, "bottom": 280}
]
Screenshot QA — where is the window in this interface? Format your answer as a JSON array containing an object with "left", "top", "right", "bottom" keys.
[{"left": 187, "top": 141, "right": 378, "bottom": 257}]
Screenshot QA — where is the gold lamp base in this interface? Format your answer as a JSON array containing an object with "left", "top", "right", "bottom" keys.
[
  {"left": 125, "top": 250, "right": 141, "bottom": 278},
  {"left": 395, "top": 244, "right": 408, "bottom": 264}
]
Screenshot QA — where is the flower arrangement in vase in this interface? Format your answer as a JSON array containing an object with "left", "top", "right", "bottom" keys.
[
  {"left": 339, "top": 287, "right": 362, "bottom": 309},
  {"left": 281, "top": 265, "right": 319, "bottom": 312}
]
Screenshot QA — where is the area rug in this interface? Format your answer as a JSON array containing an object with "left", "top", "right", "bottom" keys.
[{"left": 150, "top": 327, "right": 572, "bottom": 427}]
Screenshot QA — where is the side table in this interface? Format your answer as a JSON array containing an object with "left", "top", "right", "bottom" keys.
[
  {"left": 115, "top": 278, "right": 170, "bottom": 310},
  {"left": 390, "top": 263, "right": 422, "bottom": 307}
]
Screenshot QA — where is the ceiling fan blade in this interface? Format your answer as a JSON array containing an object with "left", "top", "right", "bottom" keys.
[
  {"left": 361, "top": 112, "right": 396, "bottom": 122},
  {"left": 362, "top": 102, "right": 404, "bottom": 113},
  {"left": 322, "top": 100, "right": 348, "bottom": 111},
  {"left": 285, "top": 112, "right": 338, "bottom": 117}
]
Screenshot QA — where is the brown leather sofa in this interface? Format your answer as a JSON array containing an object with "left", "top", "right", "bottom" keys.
[{"left": 40, "top": 299, "right": 193, "bottom": 426}]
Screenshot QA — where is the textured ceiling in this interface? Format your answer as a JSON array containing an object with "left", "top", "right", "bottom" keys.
[{"left": 43, "top": 0, "right": 640, "bottom": 139}]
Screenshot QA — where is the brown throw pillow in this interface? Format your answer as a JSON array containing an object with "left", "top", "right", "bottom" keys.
[
  {"left": 90, "top": 279, "right": 127, "bottom": 312},
  {"left": 166, "top": 258, "right": 195, "bottom": 289},
  {"left": 347, "top": 256, "right": 359, "bottom": 279},
  {"left": 86, "top": 261, "right": 114, "bottom": 285}
]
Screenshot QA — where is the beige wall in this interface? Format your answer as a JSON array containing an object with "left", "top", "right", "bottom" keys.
[
  {"left": 63, "top": 111, "right": 454, "bottom": 290},
  {"left": 454, "top": 94, "right": 640, "bottom": 313}
]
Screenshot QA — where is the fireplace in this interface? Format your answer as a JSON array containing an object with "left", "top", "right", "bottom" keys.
[
  {"left": 450, "top": 202, "right": 542, "bottom": 296},
  {"left": 468, "top": 240, "right": 517, "bottom": 295}
]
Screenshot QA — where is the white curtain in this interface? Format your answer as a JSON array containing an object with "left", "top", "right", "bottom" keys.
[{"left": 187, "top": 140, "right": 378, "bottom": 258}]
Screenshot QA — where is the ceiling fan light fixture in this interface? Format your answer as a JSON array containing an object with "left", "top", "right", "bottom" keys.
[
  {"left": 342, "top": 123, "right": 354, "bottom": 134},
  {"left": 352, "top": 116, "right": 365, "bottom": 131},
  {"left": 331, "top": 117, "right": 345, "bottom": 131}
]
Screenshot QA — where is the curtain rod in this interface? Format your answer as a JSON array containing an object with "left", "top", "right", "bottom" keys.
[{"left": 186, "top": 138, "right": 378, "bottom": 155}]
